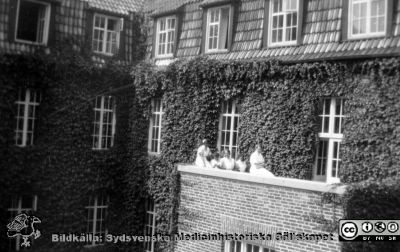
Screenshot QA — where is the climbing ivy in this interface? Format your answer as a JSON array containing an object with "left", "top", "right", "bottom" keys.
[
  {"left": 132, "top": 56, "right": 400, "bottom": 251},
  {"left": 1, "top": 45, "right": 399, "bottom": 252},
  {"left": 0, "top": 41, "right": 145, "bottom": 252}
]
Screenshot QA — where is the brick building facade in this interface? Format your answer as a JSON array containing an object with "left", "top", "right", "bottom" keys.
[
  {"left": 0, "top": 0, "right": 145, "bottom": 251},
  {"left": 142, "top": 0, "right": 400, "bottom": 252},
  {"left": 177, "top": 166, "right": 344, "bottom": 252}
]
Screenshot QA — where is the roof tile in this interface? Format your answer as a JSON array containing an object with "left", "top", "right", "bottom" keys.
[
  {"left": 84, "top": 0, "right": 144, "bottom": 15},
  {"left": 149, "top": 0, "right": 400, "bottom": 63}
]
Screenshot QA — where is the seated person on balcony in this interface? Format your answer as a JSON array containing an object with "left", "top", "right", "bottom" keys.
[
  {"left": 250, "top": 144, "right": 274, "bottom": 177},
  {"left": 210, "top": 152, "right": 222, "bottom": 169},
  {"left": 220, "top": 149, "right": 235, "bottom": 170},
  {"left": 195, "top": 139, "right": 211, "bottom": 168},
  {"left": 235, "top": 155, "right": 247, "bottom": 172}
]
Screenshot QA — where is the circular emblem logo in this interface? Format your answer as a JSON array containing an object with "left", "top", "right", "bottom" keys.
[
  {"left": 362, "top": 222, "right": 373, "bottom": 233},
  {"left": 341, "top": 222, "right": 358, "bottom": 239},
  {"left": 387, "top": 222, "right": 399, "bottom": 233},
  {"left": 374, "top": 222, "right": 386, "bottom": 233}
]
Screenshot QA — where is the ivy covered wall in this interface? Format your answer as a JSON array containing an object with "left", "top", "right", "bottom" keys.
[
  {"left": 1, "top": 47, "right": 399, "bottom": 252},
  {"left": 132, "top": 57, "right": 400, "bottom": 251},
  {"left": 0, "top": 43, "right": 148, "bottom": 251}
]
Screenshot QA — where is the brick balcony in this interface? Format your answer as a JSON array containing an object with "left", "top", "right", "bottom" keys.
[{"left": 176, "top": 164, "right": 345, "bottom": 252}]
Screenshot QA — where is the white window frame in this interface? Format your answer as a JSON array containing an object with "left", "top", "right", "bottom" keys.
[
  {"left": 218, "top": 100, "right": 240, "bottom": 159},
  {"left": 224, "top": 240, "right": 275, "bottom": 252},
  {"left": 205, "top": 5, "right": 232, "bottom": 53},
  {"left": 85, "top": 195, "right": 108, "bottom": 246},
  {"left": 348, "top": 0, "right": 387, "bottom": 39},
  {"left": 92, "top": 96, "right": 116, "bottom": 150},
  {"left": 313, "top": 98, "right": 345, "bottom": 184},
  {"left": 148, "top": 98, "right": 164, "bottom": 154},
  {"left": 92, "top": 14, "right": 123, "bottom": 56},
  {"left": 15, "top": 0, "right": 51, "bottom": 45},
  {"left": 155, "top": 15, "right": 177, "bottom": 58},
  {"left": 7, "top": 195, "right": 38, "bottom": 251},
  {"left": 15, "top": 89, "right": 40, "bottom": 147},
  {"left": 268, "top": 0, "right": 299, "bottom": 47},
  {"left": 144, "top": 199, "right": 156, "bottom": 252}
]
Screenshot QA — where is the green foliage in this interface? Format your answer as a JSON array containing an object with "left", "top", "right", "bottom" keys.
[
  {"left": 342, "top": 178, "right": 400, "bottom": 251},
  {"left": 2, "top": 43, "right": 400, "bottom": 252},
  {"left": 132, "top": 56, "right": 400, "bottom": 251},
  {"left": 0, "top": 43, "right": 144, "bottom": 251}
]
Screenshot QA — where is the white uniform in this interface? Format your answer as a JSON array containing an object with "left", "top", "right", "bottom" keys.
[
  {"left": 235, "top": 159, "right": 247, "bottom": 172},
  {"left": 220, "top": 157, "right": 235, "bottom": 170},
  {"left": 249, "top": 151, "right": 274, "bottom": 177},
  {"left": 195, "top": 145, "right": 211, "bottom": 168}
]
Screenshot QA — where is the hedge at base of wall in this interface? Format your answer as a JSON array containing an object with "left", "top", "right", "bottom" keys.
[{"left": 342, "top": 177, "right": 400, "bottom": 251}]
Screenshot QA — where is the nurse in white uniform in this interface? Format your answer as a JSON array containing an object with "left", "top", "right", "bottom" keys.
[
  {"left": 195, "top": 139, "right": 212, "bottom": 168},
  {"left": 250, "top": 144, "right": 274, "bottom": 177}
]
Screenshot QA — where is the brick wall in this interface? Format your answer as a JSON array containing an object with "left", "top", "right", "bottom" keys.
[{"left": 176, "top": 165, "right": 344, "bottom": 252}]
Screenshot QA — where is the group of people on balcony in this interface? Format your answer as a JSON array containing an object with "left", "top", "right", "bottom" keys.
[{"left": 195, "top": 139, "right": 275, "bottom": 177}]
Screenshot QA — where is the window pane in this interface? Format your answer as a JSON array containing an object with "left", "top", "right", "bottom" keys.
[
  {"left": 277, "top": 29, "right": 283, "bottom": 42},
  {"left": 273, "top": 0, "right": 281, "bottom": 13},
  {"left": 278, "top": 15, "right": 283, "bottom": 28},
  {"left": 108, "top": 19, "right": 117, "bottom": 31},
  {"left": 316, "top": 140, "right": 328, "bottom": 175},
  {"left": 160, "top": 19, "right": 165, "bottom": 31},
  {"left": 323, "top": 99, "right": 330, "bottom": 114},
  {"left": 287, "top": 14, "right": 292, "bottom": 26},
  {"left": 247, "top": 244, "right": 252, "bottom": 251},
  {"left": 272, "top": 16, "right": 278, "bottom": 29},
  {"left": 334, "top": 117, "right": 341, "bottom": 134},
  {"left": 17, "top": 1, "right": 48, "bottom": 43},
  {"left": 219, "top": 7, "right": 230, "bottom": 49},
  {"left": 233, "top": 117, "right": 239, "bottom": 131},
  {"left": 236, "top": 242, "right": 241, "bottom": 252},
  {"left": 291, "top": 28, "right": 297, "bottom": 41},
  {"left": 21, "top": 195, "right": 32, "bottom": 209}
]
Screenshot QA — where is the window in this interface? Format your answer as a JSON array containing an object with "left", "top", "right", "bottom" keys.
[
  {"left": 349, "top": 0, "right": 387, "bottom": 38},
  {"left": 314, "top": 98, "right": 345, "bottom": 183},
  {"left": 269, "top": 0, "right": 299, "bottom": 46},
  {"left": 7, "top": 195, "right": 38, "bottom": 251},
  {"left": 223, "top": 241, "right": 275, "bottom": 252},
  {"left": 93, "top": 96, "right": 116, "bottom": 150},
  {"left": 205, "top": 5, "right": 232, "bottom": 52},
  {"left": 218, "top": 100, "right": 240, "bottom": 159},
  {"left": 144, "top": 199, "right": 156, "bottom": 252},
  {"left": 92, "top": 14, "right": 123, "bottom": 55},
  {"left": 148, "top": 99, "right": 163, "bottom": 154},
  {"left": 155, "top": 16, "right": 176, "bottom": 58},
  {"left": 15, "top": 0, "right": 50, "bottom": 44},
  {"left": 86, "top": 195, "right": 108, "bottom": 246},
  {"left": 15, "top": 89, "right": 40, "bottom": 147}
]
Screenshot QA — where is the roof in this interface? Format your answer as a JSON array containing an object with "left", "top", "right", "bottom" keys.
[
  {"left": 145, "top": 0, "right": 199, "bottom": 15},
  {"left": 146, "top": 0, "right": 400, "bottom": 62},
  {"left": 84, "top": 0, "right": 145, "bottom": 15}
]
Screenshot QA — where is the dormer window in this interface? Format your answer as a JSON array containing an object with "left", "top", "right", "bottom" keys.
[
  {"left": 205, "top": 5, "right": 233, "bottom": 53},
  {"left": 15, "top": 0, "right": 51, "bottom": 45},
  {"left": 92, "top": 14, "right": 123, "bottom": 55},
  {"left": 268, "top": 0, "right": 299, "bottom": 46},
  {"left": 155, "top": 16, "right": 177, "bottom": 58},
  {"left": 348, "top": 0, "right": 387, "bottom": 38}
]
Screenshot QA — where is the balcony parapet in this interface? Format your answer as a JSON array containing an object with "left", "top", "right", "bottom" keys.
[{"left": 177, "top": 164, "right": 346, "bottom": 194}]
